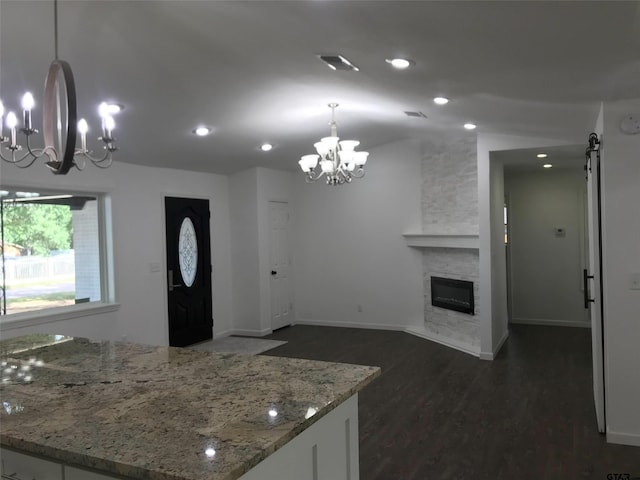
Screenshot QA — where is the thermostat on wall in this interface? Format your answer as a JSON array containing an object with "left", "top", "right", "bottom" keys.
[{"left": 620, "top": 114, "right": 640, "bottom": 135}]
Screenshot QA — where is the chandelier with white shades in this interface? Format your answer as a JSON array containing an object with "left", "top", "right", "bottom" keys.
[
  {"left": 0, "top": 0, "right": 119, "bottom": 175},
  {"left": 298, "top": 103, "right": 369, "bottom": 185}
]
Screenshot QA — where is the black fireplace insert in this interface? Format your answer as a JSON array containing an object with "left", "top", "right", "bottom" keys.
[{"left": 430, "top": 276, "right": 474, "bottom": 315}]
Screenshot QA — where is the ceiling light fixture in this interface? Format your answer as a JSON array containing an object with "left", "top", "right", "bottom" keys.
[
  {"left": 433, "top": 97, "right": 449, "bottom": 105},
  {"left": 260, "top": 143, "right": 273, "bottom": 152},
  {"left": 537, "top": 153, "right": 548, "bottom": 158},
  {"left": 0, "top": 0, "right": 120, "bottom": 175},
  {"left": 298, "top": 103, "right": 369, "bottom": 186},
  {"left": 385, "top": 58, "right": 414, "bottom": 69},
  {"left": 193, "top": 126, "right": 212, "bottom": 137},
  {"left": 543, "top": 164, "right": 553, "bottom": 168},
  {"left": 463, "top": 123, "right": 477, "bottom": 130}
]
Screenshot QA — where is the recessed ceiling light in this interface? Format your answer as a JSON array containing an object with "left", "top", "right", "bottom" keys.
[
  {"left": 543, "top": 163, "right": 553, "bottom": 168},
  {"left": 537, "top": 153, "right": 548, "bottom": 158},
  {"left": 433, "top": 97, "right": 449, "bottom": 105},
  {"left": 463, "top": 123, "right": 477, "bottom": 130},
  {"left": 260, "top": 143, "right": 273, "bottom": 152},
  {"left": 193, "top": 126, "right": 212, "bottom": 137},
  {"left": 385, "top": 58, "right": 414, "bottom": 69}
]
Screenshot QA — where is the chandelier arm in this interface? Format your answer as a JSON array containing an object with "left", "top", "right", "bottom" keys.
[
  {"left": 350, "top": 168, "right": 366, "bottom": 179},
  {"left": 73, "top": 155, "right": 86, "bottom": 171},
  {"left": 0, "top": 149, "right": 40, "bottom": 168},
  {"left": 77, "top": 148, "right": 114, "bottom": 165},
  {"left": 305, "top": 168, "right": 325, "bottom": 183}
]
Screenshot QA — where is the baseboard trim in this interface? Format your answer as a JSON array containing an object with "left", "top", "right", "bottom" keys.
[
  {"left": 479, "top": 329, "right": 509, "bottom": 361},
  {"left": 606, "top": 430, "right": 640, "bottom": 447},
  {"left": 214, "top": 329, "right": 233, "bottom": 339},
  {"left": 295, "top": 318, "right": 407, "bottom": 332},
  {"left": 404, "top": 326, "right": 480, "bottom": 358},
  {"left": 510, "top": 318, "right": 590, "bottom": 329},
  {"left": 223, "top": 328, "right": 273, "bottom": 338}
]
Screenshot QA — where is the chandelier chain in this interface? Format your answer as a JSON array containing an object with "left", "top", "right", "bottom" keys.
[{"left": 54, "top": 0, "right": 59, "bottom": 60}]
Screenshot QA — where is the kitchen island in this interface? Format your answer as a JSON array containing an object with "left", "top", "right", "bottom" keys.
[{"left": 0, "top": 334, "right": 380, "bottom": 480}]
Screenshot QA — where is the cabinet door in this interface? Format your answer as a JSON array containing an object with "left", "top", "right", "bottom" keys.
[
  {"left": 0, "top": 449, "right": 63, "bottom": 480},
  {"left": 65, "top": 466, "right": 121, "bottom": 480}
]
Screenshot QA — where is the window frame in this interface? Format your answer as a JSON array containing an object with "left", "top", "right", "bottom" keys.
[{"left": 0, "top": 185, "right": 118, "bottom": 328}]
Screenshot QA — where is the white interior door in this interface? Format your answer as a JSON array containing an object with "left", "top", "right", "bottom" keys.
[
  {"left": 269, "top": 201, "right": 293, "bottom": 330},
  {"left": 585, "top": 137, "right": 605, "bottom": 433}
]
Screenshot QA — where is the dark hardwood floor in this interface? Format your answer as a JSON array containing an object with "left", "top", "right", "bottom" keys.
[{"left": 263, "top": 324, "right": 640, "bottom": 480}]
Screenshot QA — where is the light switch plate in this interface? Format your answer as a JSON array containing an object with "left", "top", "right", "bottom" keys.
[{"left": 149, "top": 262, "right": 161, "bottom": 273}]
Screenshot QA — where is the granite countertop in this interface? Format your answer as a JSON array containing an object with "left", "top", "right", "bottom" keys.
[{"left": 0, "top": 334, "right": 380, "bottom": 480}]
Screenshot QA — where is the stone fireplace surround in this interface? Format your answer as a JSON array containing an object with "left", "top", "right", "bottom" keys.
[{"left": 405, "top": 133, "right": 481, "bottom": 356}]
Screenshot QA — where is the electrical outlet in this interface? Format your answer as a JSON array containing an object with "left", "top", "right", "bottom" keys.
[{"left": 630, "top": 273, "right": 640, "bottom": 290}]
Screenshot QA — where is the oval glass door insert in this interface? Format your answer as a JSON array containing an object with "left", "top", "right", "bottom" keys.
[{"left": 178, "top": 217, "right": 198, "bottom": 287}]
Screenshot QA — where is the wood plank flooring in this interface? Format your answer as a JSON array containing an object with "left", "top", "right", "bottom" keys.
[{"left": 263, "top": 324, "right": 640, "bottom": 480}]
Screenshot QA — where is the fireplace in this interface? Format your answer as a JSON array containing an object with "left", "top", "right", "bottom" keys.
[{"left": 430, "top": 276, "right": 474, "bottom": 315}]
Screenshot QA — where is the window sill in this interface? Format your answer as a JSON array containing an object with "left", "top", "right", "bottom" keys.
[{"left": 0, "top": 302, "right": 120, "bottom": 331}]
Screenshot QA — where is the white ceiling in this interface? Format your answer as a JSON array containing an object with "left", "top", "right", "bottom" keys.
[{"left": 1, "top": 1, "right": 639, "bottom": 175}]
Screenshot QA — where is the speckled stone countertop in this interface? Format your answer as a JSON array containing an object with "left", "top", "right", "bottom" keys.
[{"left": 0, "top": 334, "right": 380, "bottom": 480}]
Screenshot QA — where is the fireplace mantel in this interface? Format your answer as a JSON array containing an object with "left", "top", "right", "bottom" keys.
[{"left": 402, "top": 233, "right": 479, "bottom": 250}]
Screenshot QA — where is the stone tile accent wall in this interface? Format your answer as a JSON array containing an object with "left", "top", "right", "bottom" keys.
[
  {"left": 421, "top": 133, "right": 480, "bottom": 351},
  {"left": 422, "top": 248, "right": 480, "bottom": 348},
  {"left": 421, "top": 134, "right": 478, "bottom": 234}
]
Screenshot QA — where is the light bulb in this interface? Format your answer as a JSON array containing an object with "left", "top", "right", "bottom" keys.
[
  {"left": 98, "top": 102, "right": 109, "bottom": 118},
  {"left": 78, "top": 119, "right": 89, "bottom": 134},
  {"left": 463, "top": 123, "right": 477, "bottom": 130},
  {"left": 260, "top": 143, "right": 273, "bottom": 152},
  {"left": 0, "top": 101, "right": 4, "bottom": 117},
  {"left": 433, "top": 97, "right": 449, "bottom": 105},
  {"left": 22, "top": 92, "right": 35, "bottom": 110},
  {"left": 105, "top": 116, "right": 116, "bottom": 132},
  {"left": 6, "top": 112, "right": 18, "bottom": 129}
]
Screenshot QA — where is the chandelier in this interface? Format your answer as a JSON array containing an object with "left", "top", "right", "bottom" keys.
[
  {"left": 0, "top": 0, "right": 119, "bottom": 175},
  {"left": 298, "top": 103, "right": 369, "bottom": 185}
]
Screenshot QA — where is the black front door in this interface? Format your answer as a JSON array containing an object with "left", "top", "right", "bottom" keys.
[{"left": 165, "top": 197, "right": 212, "bottom": 347}]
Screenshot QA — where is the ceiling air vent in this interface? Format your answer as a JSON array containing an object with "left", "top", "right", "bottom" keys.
[
  {"left": 404, "top": 111, "right": 428, "bottom": 119},
  {"left": 318, "top": 55, "right": 359, "bottom": 72}
]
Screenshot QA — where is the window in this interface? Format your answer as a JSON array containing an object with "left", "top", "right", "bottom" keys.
[{"left": 0, "top": 188, "right": 111, "bottom": 318}]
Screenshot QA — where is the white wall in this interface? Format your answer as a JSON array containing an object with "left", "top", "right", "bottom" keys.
[
  {"left": 477, "top": 133, "right": 578, "bottom": 359},
  {"left": 229, "top": 169, "right": 260, "bottom": 335},
  {"left": 0, "top": 160, "right": 234, "bottom": 345},
  {"left": 505, "top": 168, "right": 588, "bottom": 327},
  {"left": 600, "top": 99, "right": 640, "bottom": 446},
  {"left": 292, "top": 139, "right": 423, "bottom": 330}
]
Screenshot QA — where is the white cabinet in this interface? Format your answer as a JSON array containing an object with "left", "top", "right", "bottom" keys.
[
  {"left": 0, "top": 448, "right": 63, "bottom": 480},
  {"left": 239, "top": 394, "right": 359, "bottom": 480}
]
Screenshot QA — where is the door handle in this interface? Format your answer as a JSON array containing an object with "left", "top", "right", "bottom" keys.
[
  {"left": 271, "top": 270, "right": 277, "bottom": 276},
  {"left": 168, "top": 270, "right": 183, "bottom": 292},
  {"left": 583, "top": 269, "right": 595, "bottom": 309}
]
